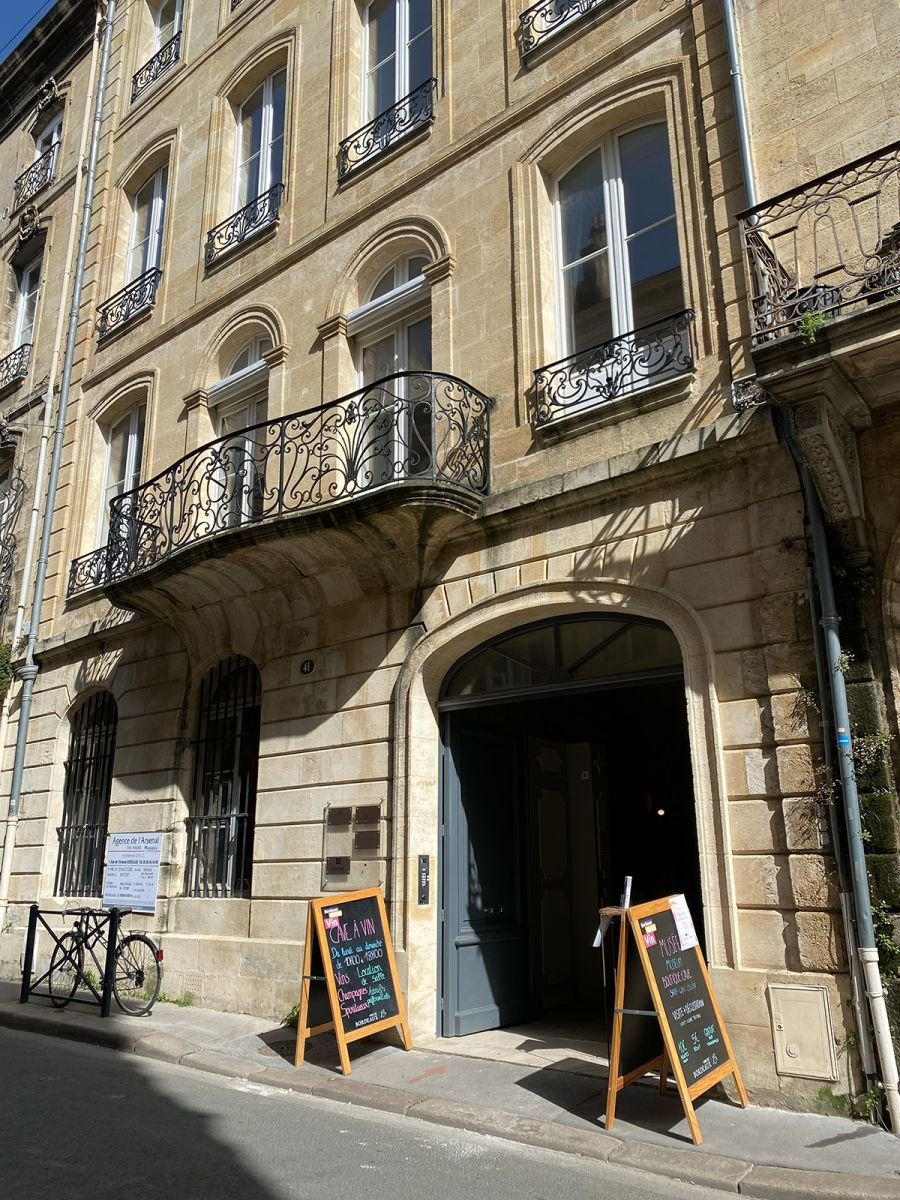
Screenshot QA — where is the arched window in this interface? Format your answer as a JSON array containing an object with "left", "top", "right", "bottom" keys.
[
  {"left": 364, "top": 0, "right": 432, "bottom": 122},
  {"left": 206, "top": 335, "right": 273, "bottom": 527},
  {"left": 99, "top": 403, "right": 146, "bottom": 543},
  {"left": 55, "top": 692, "right": 118, "bottom": 898},
  {"left": 235, "top": 70, "right": 286, "bottom": 210},
  {"left": 127, "top": 165, "right": 168, "bottom": 284},
  {"left": 346, "top": 253, "right": 433, "bottom": 482},
  {"left": 14, "top": 254, "right": 42, "bottom": 349},
  {"left": 186, "top": 656, "right": 261, "bottom": 899},
  {"left": 152, "top": 0, "right": 183, "bottom": 52}
]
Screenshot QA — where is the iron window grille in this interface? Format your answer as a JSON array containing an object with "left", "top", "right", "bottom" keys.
[
  {"left": 13, "top": 145, "right": 57, "bottom": 209},
  {"left": 739, "top": 140, "right": 900, "bottom": 343},
  {"left": 97, "top": 268, "right": 162, "bottom": 340},
  {"left": 533, "top": 309, "right": 695, "bottom": 425},
  {"left": 0, "top": 467, "right": 25, "bottom": 625},
  {"left": 66, "top": 370, "right": 491, "bottom": 597},
  {"left": 55, "top": 691, "right": 118, "bottom": 898},
  {"left": 185, "top": 656, "right": 261, "bottom": 899},
  {"left": 518, "top": 0, "right": 610, "bottom": 57},
  {"left": 131, "top": 32, "right": 181, "bottom": 104},
  {"left": 338, "top": 77, "right": 436, "bottom": 180},
  {"left": 0, "top": 344, "right": 32, "bottom": 392},
  {"left": 204, "top": 183, "right": 284, "bottom": 268}
]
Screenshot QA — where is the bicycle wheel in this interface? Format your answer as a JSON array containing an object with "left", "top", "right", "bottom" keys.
[
  {"left": 48, "top": 932, "right": 83, "bottom": 1008},
  {"left": 114, "top": 933, "right": 162, "bottom": 1015}
]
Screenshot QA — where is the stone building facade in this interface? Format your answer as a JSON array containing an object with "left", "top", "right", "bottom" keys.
[{"left": 1, "top": 0, "right": 899, "bottom": 1116}]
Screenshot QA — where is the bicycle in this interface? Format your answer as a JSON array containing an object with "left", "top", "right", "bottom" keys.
[{"left": 47, "top": 907, "right": 163, "bottom": 1016}]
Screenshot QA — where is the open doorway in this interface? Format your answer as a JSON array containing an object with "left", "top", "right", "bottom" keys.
[{"left": 439, "top": 615, "right": 702, "bottom": 1053}]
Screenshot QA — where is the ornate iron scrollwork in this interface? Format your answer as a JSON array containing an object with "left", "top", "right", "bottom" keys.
[
  {"left": 518, "top": 0, "right": 608, "bottom": 57},
  {"left": 740, "top": 141, "right": 900, "bottom": 343},
  {"left": 0, "top": 345, "right": 32, "bottom": 392},
  {"left": 131, "top": 32, "right": 181, "bottom": 104},
  {"left": 0, "top": 466, "right": 25, "bottom": 625},
  {"left": 204, "top": 183, "right": 284, "bottom": 268},
  {"left": 97, "top": 268, "right": 162, "bottom": 340},
  {"left": 533, "top": 310, "right": 695, "bottom": 425},
  {"left": 338, "top": 78, "right": 437, "bottom": 180},
  {"left": 67, "top": 371, "right": 492, "bottom": 597},
  {"left": 13, "top": 146, "right": 57, "bottom": 209}
]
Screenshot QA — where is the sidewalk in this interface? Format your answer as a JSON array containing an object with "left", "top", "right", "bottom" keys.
[{"left": 1, "top": 980, "right": 898, "bottom": 1198}]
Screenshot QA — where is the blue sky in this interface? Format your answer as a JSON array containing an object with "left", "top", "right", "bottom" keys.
[{"left": 0, "top": 0, "right": 55, "bottom": 64}]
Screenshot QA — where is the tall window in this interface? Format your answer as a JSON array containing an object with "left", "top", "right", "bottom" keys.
[
  {"left": 152, "top": 0, "right": 182, "bottom": 50},
  {"left": 236, "top": 70, "right": 286, "bottom": 208},
  {"left": 210, "top": 337, "right": 272, "bottom": 527},
  {"left": 365, "top": 0, "right": 432, "bottom": 118},
  {"left": 349, "top": 255, "right": 433, "bottom": 481},
  {"left": 186, "top": 656, "right": 261, "bottom": 899},
  {"left": 556, "top": 122, "right": 683, "bottom": 355},
  {"left": 99, "top": 404, "right": 146, "bottom": 543},
  {"left": 34, "top": 112, "right": 63, "bottom": 167},
  {"left": 128, "top": 166, "right": 168, "bottom": 282},
  {"left": 55, "top": 692, "right": 118, "bottom": 898},
  {"left": 14, "top": 256, "right": 42, "bottom": 348}
]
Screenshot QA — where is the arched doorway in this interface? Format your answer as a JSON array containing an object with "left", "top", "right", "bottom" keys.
[{"left": 439, "top": 614, "right": 701, "bottom": 1040}]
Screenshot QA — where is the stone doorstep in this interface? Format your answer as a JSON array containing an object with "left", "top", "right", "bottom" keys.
[{"left": 0, "top": 998, "right": 896, "bottom": 1200}]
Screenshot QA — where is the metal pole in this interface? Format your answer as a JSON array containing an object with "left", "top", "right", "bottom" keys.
[
  {"left": 100, "top": 908, "right": 118, "bottom": 1018},
  {"left": 1, "top": 0, "right": 118, "bottom": 889},
  {"left": 19, "top": 903, "right": 38, "bottom": 1004}
]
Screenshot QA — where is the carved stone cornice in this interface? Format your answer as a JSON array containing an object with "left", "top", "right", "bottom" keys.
[
  {"left": 423, "top": 253, "right": 455, "bottom": 286},
  {"left": 262, "top": 343, "right": 290, "bottom": 370},
  {"left": 316, "top": 313, "right": 348, "bottom": 341},
  {"left": 181, "top": 388, "right": 209, "bottom": 413},
  {"left": 791, "top": 397, "right": 864, "bottom": 525}
]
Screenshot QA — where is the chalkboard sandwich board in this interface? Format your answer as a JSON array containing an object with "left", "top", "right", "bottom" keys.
[
  {"left": 605, "top": 895, "right": 748, "bottom": 1145},
  {"left": 293, "top": 887, "right": 412, "bottom": 1076}
]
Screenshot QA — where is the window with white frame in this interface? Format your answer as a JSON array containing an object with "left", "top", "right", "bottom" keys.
[
  {"left": 152, "top": 0, "right": 183, "bottom": 51},
  {"left": 208, "top": 336, "right": 273, "bottom": 526},
  {"left": 236, "top": 70, "right": 286, "bottom": 209},
  {"left": 364, "top": 0, "right": 432, "bottom": 120},
  {"left": 14, "top": 256, "right": 42, "bottom": 348},
  {"left": 99, "top": 404, "right": 146, "bottom": 543},
  {"left": 349, "top": 255, "right": 432, "bottom": 481},
  {"left": 556, "top": 121, "right": 683, "bottom": 358},
  {"left": 128, "top": 166, "right": 168, "bottom": 282},
  {"left": 34, "top": 112, "right": 63, "bottom": 166}
]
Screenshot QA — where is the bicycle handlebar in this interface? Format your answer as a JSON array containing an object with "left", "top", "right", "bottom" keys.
[{"left": 63, "top": 906, "right": 134, "bottom": 917}]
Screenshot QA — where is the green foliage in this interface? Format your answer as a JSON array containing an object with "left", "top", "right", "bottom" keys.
[
  {"left": 282, "top": 1003, "right": 300, "bottom": 1030},
  {"left": 814, "top": 1085, "right": 851, "bottom": 1116},
  {"left": 872, "top": 900, "right": 900, "bottom": 979},
  {"left": 157, "top": 991, "right": 195, "bottom": 1007},
  {"left": 796, "top": 310, "right": 828, "bottom": 346},
  {"left": 0, "top": 643, "right": 12, "bottom": 698}
]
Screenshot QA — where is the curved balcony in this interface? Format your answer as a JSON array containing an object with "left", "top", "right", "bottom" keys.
[{"left": 67, "top": 372, "right": 492, "bottom": 600}]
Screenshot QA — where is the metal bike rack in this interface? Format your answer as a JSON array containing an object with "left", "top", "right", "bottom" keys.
[{"left": 19, "top": 903, "right": 123, "bottom": 1018}]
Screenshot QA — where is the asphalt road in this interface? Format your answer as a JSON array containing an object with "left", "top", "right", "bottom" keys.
[{"left": 0, "top": 1027, "right": 723, "bottom": 1200}]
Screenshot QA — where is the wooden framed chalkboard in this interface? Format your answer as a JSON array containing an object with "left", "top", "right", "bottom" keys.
[
  {"left": 605, "top": 896, "right": 748, "bottom": 1145},
  {"left": 293, "top": 887, "right": 412, "bottom": 1075}
]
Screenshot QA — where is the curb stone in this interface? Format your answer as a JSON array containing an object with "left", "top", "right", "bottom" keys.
[
  {"left": 738, "top": 1164, "right": 900, "bottom": 1199},
  {"left": 2, "top": 1002, "right": 897, "bottom": 1199}
]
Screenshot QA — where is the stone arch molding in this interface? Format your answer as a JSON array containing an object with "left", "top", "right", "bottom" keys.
[
  {"left": 388, "top": 580, "right": 737, "bottom": 1019},
  {"left": 195, "top": 305, "right": 286, "bottom": 392},
  {"left": 327, "top": 215, "right": 452, "bottom": 320}
]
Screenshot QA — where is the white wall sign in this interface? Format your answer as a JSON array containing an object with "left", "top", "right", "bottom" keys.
[
  {"left": 669, "top": 892, "right": 699, "bottom": 951},
  {"left": 102, "top": 832, "right": 163, "bottom": 914}
]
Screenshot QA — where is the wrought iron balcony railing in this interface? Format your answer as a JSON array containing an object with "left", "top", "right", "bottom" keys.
[
  {"left": 13, "top": 145, "right": 57, "bottom": 209},
  {"left": 533, "top": 309, "right": 695, "bottom": 425},
  {"left": 0, "top": 344, "right": 32, "bottom": 392},
  {"left": 131, "top": 32, "right": 181, "bottom": 104},
  {"left": 97, "top": 268, "right": 162, "bottom": 340},
  {"left": 67, "top": 371, "right": 492, "bottom": 597},
  {"left": 338, "top": 78, "right": 437, "bottom": 180},
  {"left": 205, "top": 183, "right": 284, "bottom": 268},
  {"left": 518, "top": 0, "right": 609, "bottom": 57},
  {"left": 740, "top": 141, "right": 900, "bottom": 344}
]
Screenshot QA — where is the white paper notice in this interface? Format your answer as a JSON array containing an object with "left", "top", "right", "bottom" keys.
[
  {"left": 102, "top": 832, "right": 163, "bottom": 914},
  {"left": 669, "top": 893, "right": 699, "bottom": 950}
]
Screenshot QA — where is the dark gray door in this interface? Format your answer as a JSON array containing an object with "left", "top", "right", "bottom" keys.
[{"left": 443, "top": 724, "right": 531, "bottom": 1036}]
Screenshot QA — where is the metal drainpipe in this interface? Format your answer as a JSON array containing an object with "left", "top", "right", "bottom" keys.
[
  {"left": 0, "top": 4, "right": 106, "bottom": 927},
  {"left": 776, "top": 411, "right": 900, "bottom": 1132},
  {"left": 0, "top": 0, "right": 118, "bottom": 917},
  {"left": 721, "top": 0, "right": 757, "bottom": 209}
]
